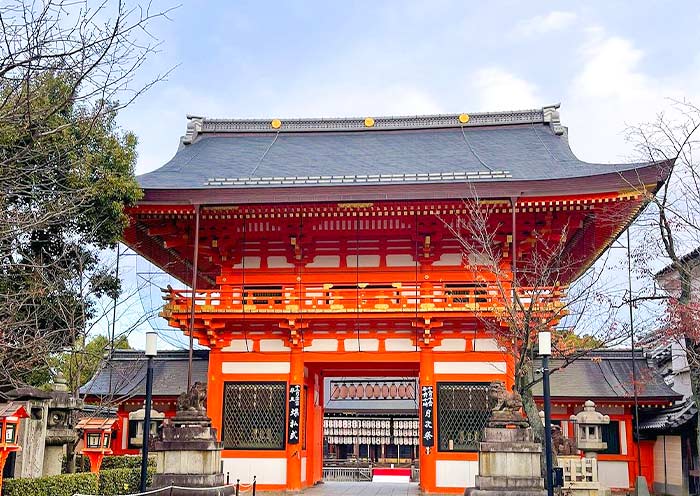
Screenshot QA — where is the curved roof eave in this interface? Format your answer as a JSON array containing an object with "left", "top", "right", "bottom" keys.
[
  {"left": 137, "top": 105, "right": 665, "bottom": 192},
  {"left": 138, "top": 160, "right": 668, "bottom": 205}
]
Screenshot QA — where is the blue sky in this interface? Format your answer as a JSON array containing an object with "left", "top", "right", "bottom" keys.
[
  {"left": 120, "top": 1, "right": 700, "bottom": 173},
  {"left": 111, "top": 1, "right": 700, "bottom": 350}
]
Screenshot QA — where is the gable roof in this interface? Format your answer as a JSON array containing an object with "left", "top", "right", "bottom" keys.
[
  {"left": 0, "top": 403, "right": 29, "bottom": 419},
  {"left": 532, "top": 350, "right": 681, "bottom": 402},
  {"left": 80, "top": 349, "right": 208, "bottom": 398},
  {"left": 138, "top": 105, "right": 662, "bottom": 193}
]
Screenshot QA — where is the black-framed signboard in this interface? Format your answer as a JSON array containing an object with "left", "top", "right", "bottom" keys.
[
  {"left": 421, "top": 385, "right": 434, "bottom": 447},
  {"left": 287, "top": 384, "right": 302, "bottom": 444}
]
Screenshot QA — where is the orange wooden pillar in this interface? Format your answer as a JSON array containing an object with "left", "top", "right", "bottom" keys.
[
  {"left": 206, "top": 349, "right": 224, "bottom": 439},
  {"left": 305, "top": 369, "right": 323, "bottom": 486},
  {"left": 313, "top": 372, "right": 324, "bottom": 484},
  {"left": 419, "top": 344, "right": 436, "bottom": 493},
  {"left": 287, "top": 348, "right": 304, "bottom": 491}
]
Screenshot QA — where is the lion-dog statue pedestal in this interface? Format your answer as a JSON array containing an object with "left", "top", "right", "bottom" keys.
[
  {"left": 465, "top": 382, "right": 546, "bottom": 496},
  {"left": 151, "top": 382, "right": 231, "bottom": 496}
]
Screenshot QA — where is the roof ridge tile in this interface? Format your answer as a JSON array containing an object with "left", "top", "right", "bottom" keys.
[{"left": 190, "top": 107, "right": 551, "bottom": 135}]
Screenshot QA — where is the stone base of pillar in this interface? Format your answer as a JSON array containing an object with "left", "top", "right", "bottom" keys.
[
  {"left": 151, "top": 473, "right": 230, "bottom": 496},
  {"left": 634, "top": 476, "right": 650, "bottom": 496},
  {"left": 152, "top": 413, "right": 229, "bottom": 496},
  {"left": 42, "top": 444, "right": 65, "bottom": 477},
  {"left": 465, "top": 427, "right": 546, "bottom": 496}
]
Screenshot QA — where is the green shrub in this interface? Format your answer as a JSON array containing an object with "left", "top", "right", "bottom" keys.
[
  {"left": 3, "top": 471, "right": 98, "bottom": 496},
  {"left": 2, "top": 467, "right": 153, "bottom": 496},
  {"left": 97, "top": 467, "right": 154, "bottom": 495},
  {"left": 73, "top": 454, "right": 155, "bottom": 472}
]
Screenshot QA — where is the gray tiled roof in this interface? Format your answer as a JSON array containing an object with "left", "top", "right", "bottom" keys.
[
  {"left": 81, "top": 349, "right": 680, "bottom": 404},
  {"left": 655, "top": 245, "right": 700, "bottom": 277},
  {"left": 639, "top": 398, "right": 697, "bottom": 431},
  {"left": 80, "top": 350, "right": 209, "bottom": 398},
  {"left": 532, "top": 350, "right": 681, "bottom": 400},
  {"left": 138, "top": 106, "right": 651, "bottom": 190}
]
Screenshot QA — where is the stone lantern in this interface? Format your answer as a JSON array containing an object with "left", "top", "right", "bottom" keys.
[
  {"left": 44, "top": 372, "right": 82, "bottom": 476},
  {"left": 570, "top": 400, "right": 610, "bottom": 458},
  {"left": 0, "top": 403, "right": 30, "bottom": 493},
  {"left": 76, "top": 417, "right": 117, "bottom": 472}
]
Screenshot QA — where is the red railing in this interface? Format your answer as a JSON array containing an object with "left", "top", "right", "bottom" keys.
[{"left": 161, "top": 282, "right": 565, "bottom": 317}]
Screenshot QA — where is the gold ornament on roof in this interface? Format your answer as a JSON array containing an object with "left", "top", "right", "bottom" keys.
[
  {"left": 271, "top": 119, "right": 282, "bottom": 129},
  {"left": 458, "top": 113, "right": 470, "bottom": 124},
  {"left": 364, "top": 117, "right": 375, "bottom": 127}
]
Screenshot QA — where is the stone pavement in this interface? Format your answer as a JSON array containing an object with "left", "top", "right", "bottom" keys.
[{"left": 303, "top": 482, "right": 420, "bottom": 496}]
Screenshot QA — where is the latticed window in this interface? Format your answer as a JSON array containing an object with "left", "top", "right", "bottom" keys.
[
  {"left": 437, "top": 382, "right": 490, "bottom": 452},
  {"left": 223, "top": 382, "right": 287, "bottom": 450}
]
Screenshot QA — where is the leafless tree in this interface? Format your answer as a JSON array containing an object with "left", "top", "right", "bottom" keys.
[
  {"left": 626, "top": 100, "right": 700, "bottom": 473},
  {"left": 0, "top": 242, "right": 161, "bottom": 397},
  {"left": 444, "top": 198, "right": 632, "bottom": 439}
]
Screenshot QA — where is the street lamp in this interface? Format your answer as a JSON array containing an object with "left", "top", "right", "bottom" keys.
[
  {"left": 539, "top": 330, "right": 554, "bottom": 496},
  {"left": 140, "top": 331, "right": 157, "bottom": 492}
]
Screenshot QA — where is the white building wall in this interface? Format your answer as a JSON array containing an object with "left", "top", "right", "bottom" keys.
[
  {"left": 653, "top": 435, "right": 684, "bottom": 491},
  {"left": 222, "top": 457, "right": 286, "bottom": 485},
  {"left": 435, "top": 460, "right": 479, "bottom": 488},
  {"left": 598, "top": 460, "right": 630, "bottom": 489}
]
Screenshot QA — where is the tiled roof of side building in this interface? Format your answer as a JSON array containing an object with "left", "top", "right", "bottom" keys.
[
  {"left": 532, "top": 349, "right": 681, "bottom": 401},
  {"left": 80, "top": 349, "right": 209, "bottom": 398},
  {"left": 655, "top": 245, "right": 700, "bottom": 277},
  {"left": 137, "top": 105, "right": 662, "bottom": 191},
  {"left": 639, "top": 397, "right": 698, "bottom": 431}
]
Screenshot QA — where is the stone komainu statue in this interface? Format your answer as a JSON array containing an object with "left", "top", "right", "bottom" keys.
[
  {"left": 487, "top": 381, "right": 529, "bottom": 428},
  {"left": 551, "top": 425, "right": 578, "bottom": 456},
  {"left": 488, "top": 380, "right": 523, "bottom": 412},
  {"left": 177, "top": 381, "right": 207, "bottom": 413}
]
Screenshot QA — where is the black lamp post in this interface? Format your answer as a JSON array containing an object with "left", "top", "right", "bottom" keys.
[
  {"left": 140, "top": 331, "right": 157, "bottom": 492},
  {"left": 539, "top": 330, "right": 554, "bottom": 496}
]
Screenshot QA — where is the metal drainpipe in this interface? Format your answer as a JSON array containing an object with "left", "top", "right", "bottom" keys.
[{"left": 187, "top": 204, "right": 201, "bottom": 391}]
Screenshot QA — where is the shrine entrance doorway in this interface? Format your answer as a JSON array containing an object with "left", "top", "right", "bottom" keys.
[
  {"left": 315, "top": 361, "right": 420, "bottom": 483},
  {"left": 208, "top": 342, "right": 507, "bottom": 494}
]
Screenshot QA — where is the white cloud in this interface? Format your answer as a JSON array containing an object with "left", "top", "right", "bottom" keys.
[
  {"left": 471, "top": 67, "right": 541, "bottom": 111},
  {"left": 465, "top": 27, "right": 700, "bottom": 166},
  {"left": 514, "top": 11, "right": 577, "bottom": 38},
  {"left": 564, "top": 26, "right": 693, "bottom": 163},
  {"left": 573, "top": 29, "right": 654, "bottom": 101}
]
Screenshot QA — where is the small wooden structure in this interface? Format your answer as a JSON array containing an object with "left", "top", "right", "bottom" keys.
[
  {"left": 76, "top": 417, "right": 116, "bottom": 472},
  {"left": 0, "top": 403, "right": 29, "bottom": 493}
]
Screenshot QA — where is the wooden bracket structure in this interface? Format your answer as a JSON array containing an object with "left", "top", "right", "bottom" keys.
[
  {"left": 412, "top": 317, "right": 443, "bottom": 346},
  {"left": 279, "top": 319, "right": 309, "bottom": 348}
]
